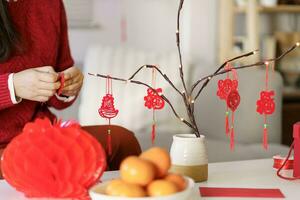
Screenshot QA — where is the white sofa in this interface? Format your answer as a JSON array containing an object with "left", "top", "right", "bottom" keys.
[{"left": 78, "top": 45, "right": 289, "bottom": 163}]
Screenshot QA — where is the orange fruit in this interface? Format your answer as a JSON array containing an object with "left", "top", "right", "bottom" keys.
[
  {"left": 140, "top": 147, "right": 171, "bottom": 178},
  {"left": 147, "top": 180, "right": 178, "bottom": 197},
  {"left": 105, "top": 179, "right": 146, "bottom": 197},
  {"left": 165, "top": 173, "right": 187, "bottom": 191},
  {"left": 120, "top": 156, "right": 155, "bottom": 186}
]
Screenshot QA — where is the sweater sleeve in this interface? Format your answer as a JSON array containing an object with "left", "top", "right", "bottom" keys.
[
  {"left": 47, "top": 0, "right": 76, "bottom": 110},
  {"left": 0, "top": 73, "right": 14, "bottom": 111}
]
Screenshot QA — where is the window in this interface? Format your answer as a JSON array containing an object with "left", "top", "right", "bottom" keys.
[{"left": 63, "top": 0, "right": 94, "bottom": 28}]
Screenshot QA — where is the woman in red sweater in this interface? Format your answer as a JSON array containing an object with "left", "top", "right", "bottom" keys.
[{"left": 0, "top": 0, "right": 141, "bottom": 171}]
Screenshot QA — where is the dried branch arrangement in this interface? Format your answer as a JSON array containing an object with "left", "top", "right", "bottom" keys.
[{"left": 89, "top": 0, "right": 299, "bottom": 138}]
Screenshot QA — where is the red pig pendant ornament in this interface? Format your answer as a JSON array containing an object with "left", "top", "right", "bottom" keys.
[
  {"left": 98, "top": 76, "right": 119, "bottom": 155},
  {"left": 1, "top": 118, "right": 107, "bottom": 200}
]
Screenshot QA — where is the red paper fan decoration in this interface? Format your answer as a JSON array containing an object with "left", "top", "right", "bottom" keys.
[{"left": 1, "top": 118, "right": 107, "bottom": 199}]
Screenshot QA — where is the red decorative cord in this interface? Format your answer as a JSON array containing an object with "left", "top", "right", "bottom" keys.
[{"left": 276, "top": 142, "right": 299, "bottom": 180}]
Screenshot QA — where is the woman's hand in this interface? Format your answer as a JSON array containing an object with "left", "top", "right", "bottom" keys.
[
  {"left": 60, "top": 66, "right": 84, "bottom": 97},
  {"left": 13, "top": 66, "right": 61, "bottom": 102}
]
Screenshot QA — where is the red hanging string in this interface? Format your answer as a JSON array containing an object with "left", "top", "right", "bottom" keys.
[
  {"left": 151, "top": 68, "right": 156, "bottom": 145},
  {"left": 99, "top": 75, "right": 118, "bottom": 157},
  {"left": 107, "top": 127, "right": 112, "bottom": 156},
  {"left": 231, "top": 69, "right": 238, "bottom": 81},
  {"left": 58, "top": 73, "right": 65, "bottom": 95},
  {"left": 107, "top": 76, "right": 112, "bottom": 155},
  {"left": 230, "top": 112, "right": 235, "bottom": 151},
  {"left": 263, "top": 115, "right": 268, "bottom": 150},
  {"left": 120, "top": 0, "right": 127, "bottom": 43},
  {"left": 265, "top": 62, "right": 269, "bottom": 90},
  {"left": 264, "top": 62, "right": 269, "bottom": 150},
  {"left": 226, "top": 63, "right": 230, "bottom": 79},
  {"left": 225, "top": 109, "right": 230, "bottom": 136},
  {"left": 263, "top": 127, "right": 268, "bottom": 150},
  {"left": 121, "top": 16, "right": 127, "bottom": 43},
  {"left": 277, "top": 142, "right": 300, "bottom": 180},
  {"left": 151, "top": 124, "right": 156, "bottom": 145},
  {"left": 225, "top": 63, "right": 231, "bottom": 136}
]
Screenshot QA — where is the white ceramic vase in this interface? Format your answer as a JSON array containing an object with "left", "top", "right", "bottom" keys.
[{"left": 170, "top": 134, "right": 208, "bottom": 182}]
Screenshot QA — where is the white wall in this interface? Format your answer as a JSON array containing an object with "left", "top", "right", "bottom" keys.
[
  {"left": 60, "top": 0, "right": 218, "bottom": 121},
  {"left": 68, "top": 0, "right": 218, "bottom": 69}
]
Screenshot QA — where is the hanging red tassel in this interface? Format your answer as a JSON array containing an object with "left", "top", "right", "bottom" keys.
[
  {"left": 217, "top": 63, "right": 239, "bottom": 137},
  {"left": 107, "top": 129, "right": 112, "bottom": 156},
  {"left": 230, "top": 126, "right": 235, "bottom": 151},
  {"left": 152, "top": 123, "right": 156, "bottom": 145},
  {"left": 144, "top": 68, "right": 165, "bottom": 145},
  {"left": 263, "top": 124, "right": 268, "bottom": 150},
  {"left": 230, "top": 113, "right": 235, "bottom": 151},
  {"left": 256, "top": 62, "right": 276, "bottom": 150},
  {"left": 225, "top": 111, "right": 230, "bottom": 136},
  {"left": 217, "top": 64, "right": 241, "bottom": 150}
]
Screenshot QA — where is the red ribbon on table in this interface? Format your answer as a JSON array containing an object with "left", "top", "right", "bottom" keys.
[
  {"left": 57, "top": 73, "right": 65, "bottom": 95},
  {"left": 273, "top": 155, "right": 294, "bottom": 170}
]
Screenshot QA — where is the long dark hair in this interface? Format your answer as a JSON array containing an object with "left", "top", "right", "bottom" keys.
[{"left": 0, "top": 0, "right": 20, "bottom": 62}]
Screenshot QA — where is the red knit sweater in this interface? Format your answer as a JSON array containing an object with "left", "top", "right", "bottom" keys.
[{"left": 0, "top": 0, "right": 75, "bottom": 144}]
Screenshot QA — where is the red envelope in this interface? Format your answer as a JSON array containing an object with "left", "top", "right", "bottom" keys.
[{"left": 200, "top": 187, "right": 285, "bottom": 198}]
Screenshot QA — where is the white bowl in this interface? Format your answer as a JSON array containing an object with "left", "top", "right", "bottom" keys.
[{"left": 89, "top": 177, "right": 195, "bottom": 200}]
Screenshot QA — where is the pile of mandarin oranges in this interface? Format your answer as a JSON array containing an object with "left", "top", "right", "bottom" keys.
[{"left": 105, "top": 147, "right": 187, "bottom": 197}]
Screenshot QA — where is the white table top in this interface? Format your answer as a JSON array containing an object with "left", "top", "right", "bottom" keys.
[{"left": 1, "top": 159, "right": 299, "bottom": 200}]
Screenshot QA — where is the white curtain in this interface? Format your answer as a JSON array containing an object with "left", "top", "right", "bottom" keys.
[{"left": 63, "top": 0, "right": 94, "bottom": 27}]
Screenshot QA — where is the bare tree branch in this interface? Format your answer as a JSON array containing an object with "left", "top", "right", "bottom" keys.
[
  {"left": 128, "top": 65, "right": 183, "bottom": 96},
  {"left": 88, "top": 72, "right": 198, "bottom": 132},
  {"left": 191, "top": 50, "right": 258, "bottom": 93},
  {"left": 176, "top": 0, "right": 188, "bottom": 95},
  {"left": 87, "top": 0, "right": 299, "bottom": 138},
  {"left": 193, "top": 44, "right": 299, "bottom": 100}
]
